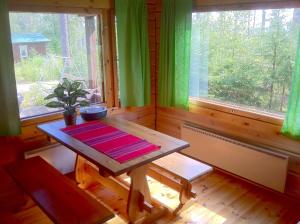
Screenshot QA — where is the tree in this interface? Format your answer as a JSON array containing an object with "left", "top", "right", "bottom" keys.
[{"left": 191, "top": 9, "right": 299, "bottom": 113}]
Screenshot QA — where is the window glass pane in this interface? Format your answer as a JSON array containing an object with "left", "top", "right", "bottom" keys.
[
  {"left": 190, "top": 9, "right": 300, "bottom": 115},
  {"left": 9, "top": 12, "right": 104, "bottom": 119}
]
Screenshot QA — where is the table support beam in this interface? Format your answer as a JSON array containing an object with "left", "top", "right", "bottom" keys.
[
  {"left": 127, "top": 165, "right": 151, "bottom": 222},
  {"left": 75, "top": 155, "right": 167, "bottom": 223}
]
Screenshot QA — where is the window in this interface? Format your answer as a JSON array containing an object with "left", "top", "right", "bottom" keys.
[
  {"left": 9, "top": 12, "right": 104, "bottom": 119},
  {"left": 19, "top": 45, "right": 28, "bottom": 58},
  {"left": 190, "top": 8, "right": 300, "bottom": 115}
]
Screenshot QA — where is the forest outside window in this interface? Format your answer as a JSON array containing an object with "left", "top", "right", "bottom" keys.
[
  {"left": 9, "top": 12, "right": 104, "bottom": 119},
  {"left": 190, "top": 8, "right": 300, "bottom": 115}
]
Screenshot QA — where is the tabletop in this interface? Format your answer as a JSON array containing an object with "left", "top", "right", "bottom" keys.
[{"left": 38, "top": 117, "right": 189, "bottom": 176}]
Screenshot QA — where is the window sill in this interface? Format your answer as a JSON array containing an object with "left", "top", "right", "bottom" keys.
[
  {"left": 21, "top": 103, "right": 112, "bottom": 127},
  {"left": 21, "top": 111, "right": 64, "bottom": 127},
  {"left": 189, "top": 97, "right": 284, "bottom": 126}
]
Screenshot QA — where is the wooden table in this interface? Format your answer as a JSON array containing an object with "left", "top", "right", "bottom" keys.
[{"left": 38, "top": 117, "right": 189, "bottom": 223}]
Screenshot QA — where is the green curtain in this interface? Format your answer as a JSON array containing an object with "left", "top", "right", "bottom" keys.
[
  {"left": 0, "top": 0, "right": 21, "bottom": 136},
  {"left": 115, "top": 0, "right": 151, "bottom": 107},
  {"left": 158, "top": 0, "right": 192, "bottom": 109},
  {"left": 281, "top": 32, "right": 300, "bottom": 140}
]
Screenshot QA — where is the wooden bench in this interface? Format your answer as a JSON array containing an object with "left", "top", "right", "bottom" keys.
[
  {"left": 6, "top": 156, "right": 114, "bottom": 224},
  {"left": 0, "top": 211, "right": 19, "bottom": 224},
  {"left": 0, "top": 167, "right": 25, "bottom": 212},
  {"left": 148, "top": 152, "right": 213, "bottom": 214}
]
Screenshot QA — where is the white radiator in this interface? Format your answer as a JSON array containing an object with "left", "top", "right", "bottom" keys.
[{"left": 181, "top": 123, "right": 288, "bottom": 192}]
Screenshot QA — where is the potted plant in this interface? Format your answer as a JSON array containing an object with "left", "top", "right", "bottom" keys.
[{"left": 44, "top": 78, "right": 90, "bottom": 126}]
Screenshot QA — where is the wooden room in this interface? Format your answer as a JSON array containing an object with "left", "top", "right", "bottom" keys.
[{"left": 1, "top": 0, "right": 300, "bottom": 223}]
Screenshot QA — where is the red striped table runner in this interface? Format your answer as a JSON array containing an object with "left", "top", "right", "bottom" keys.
[{"left": 61, "top": 120, "right": 160, "bottom": 163}]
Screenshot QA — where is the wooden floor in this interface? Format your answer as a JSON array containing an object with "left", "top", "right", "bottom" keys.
[{"left": 7, "top": 170, "right": 300, "bottom": 224}]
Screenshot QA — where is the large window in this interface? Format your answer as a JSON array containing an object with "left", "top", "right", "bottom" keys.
[
  {"left": 9, "top": 12, "right": 104, "bottom": 119},
  {"left": 190, "top": 8, "right": 300, "bottom": 115}
]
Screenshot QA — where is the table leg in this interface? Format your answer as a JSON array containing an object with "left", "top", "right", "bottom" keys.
[
  {"left": 75, "top": 155, "right": 95, "bottom": 189},
  {"left": 76, "top": 157, "right": 167, "bottom": 223},
  {"left": 127, "top": 165, "right": 168, "bottom": 223},
  {"left": 127, "top": 165, "right": 151, "bottom": 222}
]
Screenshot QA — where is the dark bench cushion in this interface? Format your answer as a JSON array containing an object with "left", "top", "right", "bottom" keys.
[
  {"left": 0, "top": 167, "right": 24, "bottom": 211},
  {"left": 0, "top": 211, "right": 19, "bottom": 224},
  {"left": 6, "top": 156, "right": 114, "bottom": 224}
]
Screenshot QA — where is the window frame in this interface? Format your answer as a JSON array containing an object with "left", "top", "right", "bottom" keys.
[
  {"left": 9, "top": 3, "right": 119, "bottom": 123},
  {"left": 189, "top": 0, "right": 300, "bottom": 124},
  {"left": 193, "top": 0, "right": 300, "bottom": 12},
  {"left": 189, "top": 97, "right": 284, "bottom": 125}
]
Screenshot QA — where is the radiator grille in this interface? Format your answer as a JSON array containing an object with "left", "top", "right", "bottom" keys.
[{"left": 181, "top": 123, "right": 288, "bottom": 192}]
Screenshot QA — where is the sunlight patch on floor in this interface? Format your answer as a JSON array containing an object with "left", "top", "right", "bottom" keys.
[
  {"left": 178, "top": 203, "right": 227, "bottom": 224},
  {"left": 123, "top": 175, "right": 180, "bottom": 210},
  {"left": 122, "top": 175, "right": 226, "bottom": 223},
  {"left": 106, "top": 215, "right": 126, "bottom": 224}
]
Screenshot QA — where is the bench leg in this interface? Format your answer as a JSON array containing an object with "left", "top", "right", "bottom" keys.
[
  {"left": 173, "top": 181, "right": 194, "bottom": 215},
  {"left": 75, "top": 155, "right": 96, "bottom": 189}
]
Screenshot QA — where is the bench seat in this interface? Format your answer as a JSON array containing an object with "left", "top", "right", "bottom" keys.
[
  {"left": 148, "top": 152, "right": 213, "bottom": 214},
  {"left": 0, "top": 167, "right": 25, "bottom": 212},
  {"left": 6, "top": 156, "right": 114, "bottom": 224},
  {"left": 152, "top": 152, "right": 213, "bottom": 182},
  {"left": 0, "top": 211, "right": 19, "bottom": 224}
]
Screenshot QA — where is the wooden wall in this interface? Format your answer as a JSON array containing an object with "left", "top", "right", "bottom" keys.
[
  {"left": 8, "top": 0, "right": 112, "bottom": 12},
  {"left": 153, "top": 0, "right": 300, "bottom": 200}
]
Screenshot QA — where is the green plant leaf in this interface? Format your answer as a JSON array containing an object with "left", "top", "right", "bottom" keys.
[
  {"left": 44, "top": 93, "right": 56, "bottom": 100},
  {"left": 71, "top": 81, "right": 81, "bottom": 90},
  {"left": 54, "top": 86, "right": 65, "bottom": 99},
  {"left": 45, "top": 78, "right": 90, "bottom": 109},
  {"left": 45, "top": 101, "right": 65, "bottom": 108},
  {"left": 74, "top": 89, "right": 90, "bottom": 97},
  {"left": 79, "top": 100, "right": 90, "bottom": 107},
  {"left": 70, "top": 95, "right": 77, "bottom": 105},
  {"left": 62, "top": 78, "right": 72, "bottom": 92}
]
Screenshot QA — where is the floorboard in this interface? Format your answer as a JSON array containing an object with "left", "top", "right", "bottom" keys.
[{"left": 7, "top": 170, "right": 300, "bottom": 224}]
